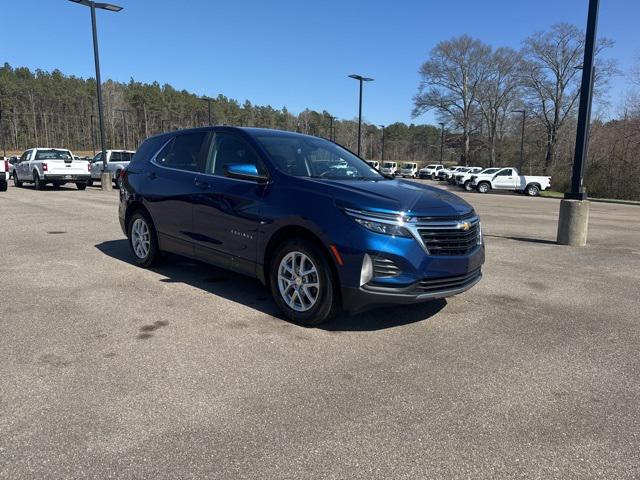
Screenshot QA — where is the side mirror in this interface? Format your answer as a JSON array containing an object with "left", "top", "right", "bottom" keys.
[{"left": 224, "top": 163, "right": 268, "bottom": 183}]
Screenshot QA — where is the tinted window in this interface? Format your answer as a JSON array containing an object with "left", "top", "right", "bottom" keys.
[
  {"left": 206, "top": 132, "right": 265, "bottom": 177},
  {"left": 35, "top": 149, "right": 73, "bottom": 160},
  {"left": 497, "top": 169, "right": 513, "bottom": 176},
  {"left": 155, "top": 132, "right": 207, "bottom": 172}
]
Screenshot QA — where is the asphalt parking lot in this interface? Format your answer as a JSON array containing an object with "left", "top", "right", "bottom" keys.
[{"left": 1, "top": 180, "right": 639, "bottom": 479}]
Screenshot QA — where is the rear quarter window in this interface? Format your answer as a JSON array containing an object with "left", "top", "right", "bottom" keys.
[{"left": 131, "top": 136, "right": 169, "bottom": 165}]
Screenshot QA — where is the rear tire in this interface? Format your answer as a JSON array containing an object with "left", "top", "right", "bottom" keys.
[
  {"left": 269, "top": 239, "right": 339, "bottom": 326},
  {"left": 525, "top": 184, "right": 540, "bottom": 196},
  {"left": 127, "top": 211, "right": 162, "bottom": 268},
  {"left": 477, "top": 182, "right": 490, "bottom": 194},
  {"left": 33, "top": 172, "right": 45, "bottom": 190},
  {"left": 114, "top": 170, "right": 121, "bottom": 188},
  {"left": 0, "top": 181, "right": 7, "bottom": 192},
  {"left": 76, "top": 182, "right": 87, "bottom": 190},
  {"left": 87, "top": 179, "right": 94, "bottom": 187}
]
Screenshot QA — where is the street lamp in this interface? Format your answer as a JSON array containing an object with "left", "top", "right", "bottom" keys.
[
  {"left": 439, "top": 122, "right": 445, "bottom": 164},
  {"left": 325, "top": 115, "right": 336, "bottom": 141},
  {"left": 202, "top": 97, "right": 213, "bottom": 125},
  {"left": 557, "top": 0, "right": 599, "bottom": 246},
  {"left": 348, "top": 74, "right": 374, "bottom": 157},
  {"left": 512, "top": 109, "right": 526, "bottom": 172},
  {"left": 69, "top": 0, "right": 123, "bottom": 191},
  {"left": 378, "top": 125, "right": 385, "bottom": 161}
]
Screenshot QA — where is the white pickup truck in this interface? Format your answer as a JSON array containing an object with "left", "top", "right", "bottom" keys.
[
  {"left": 399, "top": 162, "right": 419, "bottom": 178},
  {"left": 0, "top": 157, "right": 8, "bottom": 191},
  {"left": 470, "top": 167, "right": 551, "bottom": 196},
  {"left": 89, "top": 149, "right": 135, "bottom": 187},
  {"left": 12, "top": 148, "right": 90, "bottom": 190}
]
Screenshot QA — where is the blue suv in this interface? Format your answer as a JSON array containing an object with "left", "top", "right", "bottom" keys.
[{"left": 119, "top": 127, "right": 484, "bottom": 325}]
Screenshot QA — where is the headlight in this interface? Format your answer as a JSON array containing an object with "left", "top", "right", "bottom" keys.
[{"left": 354, "top": 218, "right": 411, "bottom": 237}]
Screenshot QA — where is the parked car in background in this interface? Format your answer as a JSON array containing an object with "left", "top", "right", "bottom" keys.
[
  {"left": 456, "top": 167, "right": 498, "bottom": 191},
  {"left": 380, "top": 161, "right": 398, "bottom": 176},
  {"left": 89, "top": 150, "right": 136, "bottom": 187},
  {"left": 419, "top": 164, "right": 444, "bottom": 179},
  {"left": 366, "top": 160, "right": 380, "bottom": 170},
  {"left": 399, "top": 162, "right": 419, "bottom": 178},
  {"left": 119, "top": 127, "right": 484, "bottom": 326},
  {"left": 471, "top": 167, "right": 551, "bottom": 196},
  {"left": 436, "top": 166, "right": 464, "bottom": 181},
  {"left": 0, "top": 157, "right": 8, "bottom": 191},
  {"left": 12, "top": 148, "right": 90, "bottom": 190},
  {"left": 449, "top": 166, "right": 481, "bottom": 184}
]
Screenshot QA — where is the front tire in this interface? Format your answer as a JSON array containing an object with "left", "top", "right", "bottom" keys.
[
  {"left": 76, "top": 182, "right": 87, "bottom": 190},
  {"left": 13, "top": 172, "right": 22, "bottom": 187},
  {"left": 269, "top": 239, "right": 338, "bottom": 326},
  {"left": 464, "top": 181, "right": 473, "bottom": 191},
  {"left": 127, "top": 211, "right": 161, "bottom": 267},
  {"left": 87, "top": 178, "right": 94, "bottom": 187},
  {"left": 477, "top": 182, "right": 490, "bottom": 194}
]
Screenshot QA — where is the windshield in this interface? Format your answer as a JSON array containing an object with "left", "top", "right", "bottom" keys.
[
  {"left": 35, "top": 149, "right": 73, "bottom": 161},
  {"left": 382, "top": 162, "right": 395, "bottom": 168},
  {"left": 481, "top": 168, "right": 499, "bottom": 174},
  {"left": 255, "top": 134, "right": 384, "bottom": 180},
  {"left": 402, "top": 163, "right": 415, "bottom": 169}
]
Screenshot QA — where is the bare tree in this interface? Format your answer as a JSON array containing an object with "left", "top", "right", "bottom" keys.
[
  {"left": 521, "top": 23, "right": 615, "bottom": 175},
  {"left": 413, "top": 36, "right": 492, "bottom": 165},
  {"left": 477, "top": 47, "right": 522, "bottom": 166}
]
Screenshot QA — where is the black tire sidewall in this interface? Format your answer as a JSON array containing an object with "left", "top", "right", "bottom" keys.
[
  {"left": 127, "top": 211, "right": 160, "bottom": 268},
  {"left": 269, "top": 239, "right": 337, "bottom": 326}
]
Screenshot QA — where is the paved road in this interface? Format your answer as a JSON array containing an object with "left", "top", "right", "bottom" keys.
[{"left": 1, "top": 181, "right": 639, "bottom": 479}]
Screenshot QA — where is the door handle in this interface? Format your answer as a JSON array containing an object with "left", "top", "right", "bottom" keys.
[{"left": 194, "top": 177, "right": 210, "bottom": 189}]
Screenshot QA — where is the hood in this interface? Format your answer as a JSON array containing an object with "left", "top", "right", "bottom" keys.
[{"left": 302, "top": 178, "right": 474, "bottom": 218}]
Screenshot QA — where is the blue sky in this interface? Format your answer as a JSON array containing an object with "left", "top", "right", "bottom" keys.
[{"left": 1, "top": 0, "right": 638, "bottom": 125}]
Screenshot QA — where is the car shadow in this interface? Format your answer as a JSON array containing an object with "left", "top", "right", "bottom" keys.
[
  {"left": 485, "top": 234, "right": 557, "bottom": 245},
  {"left": 95, "top": 239, "right": 447, "bottom": 332}
]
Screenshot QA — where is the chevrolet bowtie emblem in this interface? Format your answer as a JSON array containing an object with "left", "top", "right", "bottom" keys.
[{"left": 457, "top": 221, "right": 471, "bottom": 231}]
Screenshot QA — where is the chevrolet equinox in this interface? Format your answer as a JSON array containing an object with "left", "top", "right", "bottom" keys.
[{"left": 119, "top": 127, "right": 484, "bottom": 325}]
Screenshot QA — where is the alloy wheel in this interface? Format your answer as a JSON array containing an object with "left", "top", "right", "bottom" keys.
[
  {"left": 131, "top": 218, "right": 151, "bottom": 259},
  {"left": 277, "top": 251, "right": 320, "bottom": 312}
]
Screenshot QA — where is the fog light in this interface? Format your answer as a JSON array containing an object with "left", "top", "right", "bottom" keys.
[{"left": 360, "top": 253, "right": 373, "bottom": 286}]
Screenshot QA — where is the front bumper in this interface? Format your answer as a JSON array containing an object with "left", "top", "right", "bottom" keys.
[
  {"left": 342, "top": 268, "right": 482, "bottom": 313},
  {"left": 44, "top": 174, "right": 90, "bottom": 182}
]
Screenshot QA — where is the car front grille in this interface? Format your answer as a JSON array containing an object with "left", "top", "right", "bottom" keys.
[
  {"left": 414, "top": 269, "right": 482, "bottom": 294},
  {"left": 416, "top": 215, "right": 480, "bottom": 256}
]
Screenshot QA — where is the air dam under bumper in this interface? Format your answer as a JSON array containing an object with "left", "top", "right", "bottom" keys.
[{"left": 341, "top": 269, "right": 482, "bottom": 313}]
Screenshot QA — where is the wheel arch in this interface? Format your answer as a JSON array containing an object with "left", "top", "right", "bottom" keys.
[{"left": 124, "top": 201, "right": 154, "bottom": 235}]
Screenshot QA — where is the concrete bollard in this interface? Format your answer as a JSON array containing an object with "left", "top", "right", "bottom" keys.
[
  {"left": 557, "top": 199, "right": 590, "bottom": 246},
  {"left": 100, "top": 171, "right": 113, "bottom": 192}
]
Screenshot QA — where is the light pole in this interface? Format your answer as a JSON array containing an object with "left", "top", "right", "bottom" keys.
[
  {"left": 202, "top": 97, "right": 213, "bottom": 125},
  {"left": 0, "top": 100, "right": 5, "bottom": 157},
  {"left": 439, "top": 122, "right": 445, "bottom": 164},
  {"left": 69, "top": 0, "right": 122, "bottom": 191},
  {"left": 348, "top": 74, "right": 374, "bottom": 157},
  {"left": 325, "top": 115, "right": 336, "bottom": 141},
  {"left": 378, "top": 124, "right": 385, "bottom": 161},
  {"left": 512, "top": 109, "right": 526, "bottom": 171},
  {"left": 557, "top": 0, "right": 599, "bottom": 246}
]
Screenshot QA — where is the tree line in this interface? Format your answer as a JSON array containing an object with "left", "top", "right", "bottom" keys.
[
  {"left": 0, "top": 63, "right": 441, "bottom": 165},
  {"left": 412, "top": 22, "right": 640, "bottom": 200},
  {"left": 1, "top": 19, "right": 639, "bottom": 200}
]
